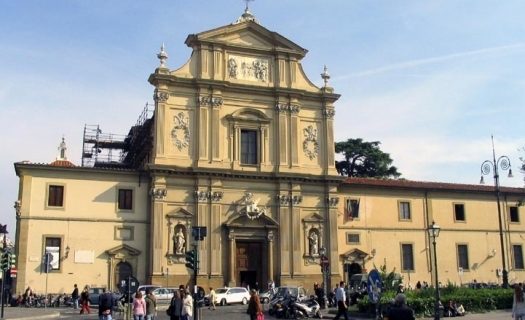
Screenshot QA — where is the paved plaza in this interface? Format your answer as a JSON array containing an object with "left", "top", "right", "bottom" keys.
[{"left": 0, "top": 304, "right": 514, "bottom": 320}]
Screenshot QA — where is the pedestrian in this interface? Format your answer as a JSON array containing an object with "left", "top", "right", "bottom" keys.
[
  {"left": 246, "top": 289, "right": 263, "bottom": 320},
  {"left": 71, "top": 284, "right": 79, "bottom": 309},
  {"left": 133, "top": 291, "right": 147, "bottom": 320},
  {"left": 415, "top": 281, "right": 422, "bottom": 290},
  {"left": 181, "top": 290, "right": 193, "bottom": 320},
  {"left": 396, "top": 283, "right": 405, "bottom": 294},
  {"left": 385, "top": 293, "right": 415, "bottom": 320},
  {"left": 333, "top": 281, "right": 348, "bottom": 320},
  {"left": 98, "top": 288, "right": 115, "bottom": 320},
  {"left": 145, "top": 288, "right": 157, "bottom": 320},
  {"left": 208, "top": 287, "right": 216, "bottom": 310},
  {"left": 168, "top": 290, "right": 183, "bottom": 320},
  {"left": 80, "top": 285, "right": 91, "bottom": 314},
  {"left": 513, "top": 283, "right": 525, "bottom": 320}
]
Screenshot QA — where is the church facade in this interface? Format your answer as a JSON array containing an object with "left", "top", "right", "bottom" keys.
[{"left": 13, "top": 11, "right": 525, "bottom": 294}]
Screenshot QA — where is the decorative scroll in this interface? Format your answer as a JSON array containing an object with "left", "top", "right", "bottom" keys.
[
  {"left": 171, "top": 112, "right": 190, "bottom": 151},
  {"left": 324, "top": 108, "right": 335, "bottom": 119},
  {"left": 194, "top": 190, "right": 223, "bottom": 202},
  {"left": 154, "top": 90, "right": 169, "bottom": 102},
  {"left": 303, "top": 125, "right": 319, "bottom": 160},
  {"left": 276, "top": 194, "right": 303, "bottom": 206},
  {"left": 199, "top": 96, "right": 223, "bottom": 107},
  {"left": 228, "top": 55, "right": 269, "bottom": 82},
  {"left": 275, "top": 103, "right": 300, "bottom": 114},
  {"left": 150, "top": 188, "right": 167, "bottom": 200}
]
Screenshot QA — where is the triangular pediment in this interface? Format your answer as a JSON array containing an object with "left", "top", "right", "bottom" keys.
[
  {"left": 224, "top": 213, "right": 279, "bottom": 229},
  {"left": 303, "top": 212, "right": 325, "bottom": 223},
  {"left": 341, "top": 248, "right": 369, "bottom": 259},
  {"left": 185, "top": 21, "right": 307, "bottom": 58},
  {"left": 166, "top": 208, "right": 193, "bottom": 220},
  {"left": 106, "top": 244, "right": 141, "bottom": 256}
]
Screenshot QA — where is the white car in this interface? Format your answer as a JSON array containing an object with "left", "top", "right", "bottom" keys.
[
  {"left": 152, "top": 287, "right": 177, "bottom": 303},
  {"left": 206, "top": 287, "right": 250, "bottom": 306}
]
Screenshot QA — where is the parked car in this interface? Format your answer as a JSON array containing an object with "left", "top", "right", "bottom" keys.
[
  {"left": 204, "top": 287, "right": 250, "bottom": 306},
  {"left": 152, "top": 287, "right": 178, "bottom": 303},
  {"left": 136, "top": 285, "right": 161, "bottom": 296},
  {"left": 259, "top": 288, "right": 277, "bottom": 304},
  {"left": 87, "top": 287, "right": 122, "bottom": 306}
]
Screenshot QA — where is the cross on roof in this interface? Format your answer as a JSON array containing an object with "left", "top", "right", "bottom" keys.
[{"left": 244, "top": 0, "right": 254, "bottom": 11}]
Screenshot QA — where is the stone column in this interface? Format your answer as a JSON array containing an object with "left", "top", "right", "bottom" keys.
[
  {"left": 228, "top": 229, "right": 236, "bottom": 287},
  {"left": 267, "top": 231, "right": 274, "bottom": 282}
]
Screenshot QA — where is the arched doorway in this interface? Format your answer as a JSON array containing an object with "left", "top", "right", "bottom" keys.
[{"left": 115, "top": 262, "right": 133, "bottom": 289}]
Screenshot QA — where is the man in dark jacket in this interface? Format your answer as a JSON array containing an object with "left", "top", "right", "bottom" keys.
[
  {"left": 98, "top": 288, "right": 115, "bottom": 320},
  {"left": 385, "top": 294, "right": 415, "bottom": 320},
  {"left": 71, "top": 284, "right": 79, "bottom": 309}
]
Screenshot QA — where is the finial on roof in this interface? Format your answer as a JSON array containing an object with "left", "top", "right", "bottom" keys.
[
  {"left": 57, "top": 136, "right": 67, "bottom": 160},
  {"left": 321, "top": 65, "right": 331, "bottom": 87},
  {"left": 157, "top": 43, "right": 168, "bottom": 68},
  {"left": 235, "top": 0, "right": 259, "bottom": 24}
]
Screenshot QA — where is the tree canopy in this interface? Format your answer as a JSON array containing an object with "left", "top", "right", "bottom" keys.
[{"left": 335, "top": 138, "right": 401, "bottom": 178}]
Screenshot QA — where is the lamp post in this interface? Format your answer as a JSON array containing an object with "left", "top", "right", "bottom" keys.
[
  {"left": 480, "top": 135, "right": 513, "bottom": 288},
  {"left": 428, "top": 221, "right": 441, "bottom": 320},
  {"left": 319, "top": 247, "right": 329, "bottom": 309},
  {"left": 0, "top": 224, "right": 8, "bottom": 319}
]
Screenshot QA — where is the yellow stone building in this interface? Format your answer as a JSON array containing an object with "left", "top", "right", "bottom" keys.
[{"left": 13, "top": 10, "right": 525, "bottom": 294}]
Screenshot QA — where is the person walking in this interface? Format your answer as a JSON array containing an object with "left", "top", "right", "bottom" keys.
[
  {"left": 181, "top": 290, "right": 193, "bottom": 320},
  {"left": 71, "top": 284, "right": 79, "bottom": 309},
  {"left": 385, "top": 293, "right": 415, "bottom": 320},
  {"left": 80, "top": 286, "right": 91, "bottom": 314},
  {"left": 169, "top": 290, "right": 183, "bottom": 320},
  {"left": 333, "top": 281, "right": 348, "bottom": 320},
  {"left": 246, "top": 289, "right": 263, "bottom": 320},
  {"left": 513, "top": 283, "right": 525, "bottom": 320},
  {"left": 208, "top": 287, "right": 216, "bottom": 310},
  {"left": 133, "top": 291, "right": 147, "bottom": 320},
  {"left": 145, "top": 289, "right": 157, "bottom": 320},
  {"left": 98, "top": 288, "right": 115, "bottom": 320}
]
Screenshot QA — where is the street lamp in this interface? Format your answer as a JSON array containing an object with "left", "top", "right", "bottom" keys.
[
  {"left": 319, "top": 247, "right": 329, "bottom": 309},
  {"left": 480, "top": 135, "right": 513, "bottom": 288},
  {"left": 428, "top": 221, "right": 441, "bottom": 320}
]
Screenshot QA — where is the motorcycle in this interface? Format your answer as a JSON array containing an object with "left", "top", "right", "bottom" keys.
[{"left": 293, "top": 296, "right": 323, "bottom": 318}]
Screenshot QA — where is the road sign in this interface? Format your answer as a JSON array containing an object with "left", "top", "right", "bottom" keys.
[
  {"left": 367, "top": 269, "right": 382, "bottom": 303},
  {"left": 118, "top": 275, "right": 139, "bottom": 295},
  {"left": 9, "top": 268, "right": 17, "bottom": 278}
]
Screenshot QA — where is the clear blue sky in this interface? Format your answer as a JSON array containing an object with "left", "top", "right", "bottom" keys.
[{"left": 1, "top": 1, "right": 525, "bottom": 234}]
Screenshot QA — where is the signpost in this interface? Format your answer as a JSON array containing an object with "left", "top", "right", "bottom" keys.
[
  {"left": 186, "top": 226, "right": 206, "bottom": 320},
  {"left": 119, "top": 275, "right": 139, "bottom": 320},
  {"left": 367, "top": 269, "right": 383, "bottom": 320}
]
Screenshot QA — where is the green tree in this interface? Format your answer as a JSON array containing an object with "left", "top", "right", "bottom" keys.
[{"left": 335, "top": 138, "right": 401, "bottom": 178}]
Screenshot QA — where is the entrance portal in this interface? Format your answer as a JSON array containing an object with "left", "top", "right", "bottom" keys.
[{"left": 236, "top": 241, "right": 263, "bottom": 289}]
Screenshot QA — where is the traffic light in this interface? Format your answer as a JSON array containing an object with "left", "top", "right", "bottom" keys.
[
  {"left": 9, "top": 253, "right": 16, "bottom": 268},
  {"left": 185, "top": 249, "right": 198, "bottom": 271},
  {"left": 0, "top": 252, "right": 9, "bottom": 271}
]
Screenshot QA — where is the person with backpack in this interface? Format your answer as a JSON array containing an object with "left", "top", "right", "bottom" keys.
[
  {"left": 167, "top": 290, "right": 183, "bottom": 320},
  {"left": 98, "top": 288, "right": 115, "bottom": 320},
  {"left": 145, "top": 289, "right": 157, "bottom": 320}
]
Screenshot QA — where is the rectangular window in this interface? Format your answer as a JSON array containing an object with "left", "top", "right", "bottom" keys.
[
  {"left": 118, "top": 189, "right": 133, "bottom": 210},
  {"left": 510, "top": 206, "right": 520, "bottom": 223},
  {"left": 48, "top": 185, "right": 64, "bottom": 207},
  {"left": 45, "top": 237, "right": 61, "bottom": 271},
  {"left": 401, "top": 244, "right": 414, "bottom": 271},
  {"left": 240, "top": 130, "right": 258, "bottom": 165},
  {"left": 457, "top": 244, "right": 469, "bottom": 270},
  {"left": 513, "top": 245, "right": 524, "bottom": 269},
  {"left": 399, "top": 201, "right": 411, "bottom": 220},
  {"left": 346, "top": 199, "right": 360, "bottom": 219},
  {"left": 346, "top": 233, "right": 360, "bottom": 244},
  {"left": 454, "top": 203, "right": 465, "bottom": 221}
]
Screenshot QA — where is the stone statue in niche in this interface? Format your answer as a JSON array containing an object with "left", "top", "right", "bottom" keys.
[
  {"left": 308, "top": 229, "right": 319, "bottom": 256},
  {"left": 173, "top": 227, "right": 186, "bottom": 255}
]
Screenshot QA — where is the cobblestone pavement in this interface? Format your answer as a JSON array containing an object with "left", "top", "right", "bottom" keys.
[{"left": 1, "top": 304, "right": 514, "bottom": 320}]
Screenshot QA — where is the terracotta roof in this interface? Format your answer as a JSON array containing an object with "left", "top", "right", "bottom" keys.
[
  {"left": 343, "top": 177, "right": 525, "bottom": 194},
  {"left": 49, "top": 160, "right": 75, "bottom": 167}
]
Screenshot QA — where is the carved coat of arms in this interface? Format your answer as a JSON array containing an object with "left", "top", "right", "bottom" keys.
[{"left": 239, "top": 192, "right": 266, "bottom": 220}]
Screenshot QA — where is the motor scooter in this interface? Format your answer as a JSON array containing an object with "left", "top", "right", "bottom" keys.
[{"left": 293, "top": 295, "right": 323, "bottom": 318}]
